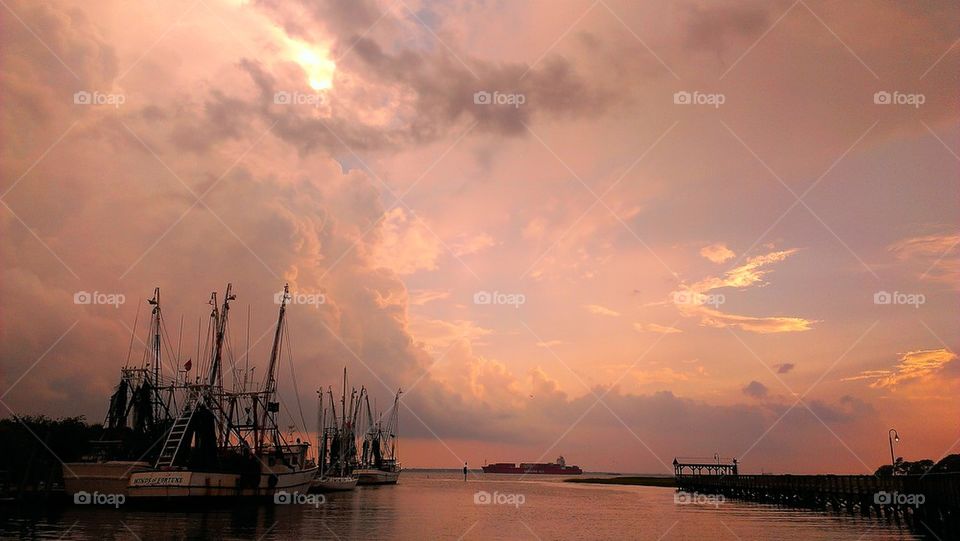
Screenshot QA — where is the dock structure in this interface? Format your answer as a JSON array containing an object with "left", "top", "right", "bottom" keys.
[
  {"left": 673, "top": 458, "right": 960, "bottom": 536},
  {"left": 673, "top": 457, "right": 738, "bottom": 476}
]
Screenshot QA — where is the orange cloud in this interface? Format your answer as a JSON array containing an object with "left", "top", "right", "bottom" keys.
[
  {"left": 451, "top": 233, "right": 496, "bottom": 257},
  {"left": 691, "top": 249, "right": 799, "bottom": 292},
  {"left": 888, "top": 233, "right": 960, "bottom": 288},
  {"left": 696, "top": 307, "right": 816, "bottom": 334},
  {"left": 408, "top": 289, "right": 451, "bottom": 306},
  {"left": 584, "top": 304, "right": 620, "bottom": 317},
  {"left": 634, "top": 322, "right": 682, "bottom": 334},
  {"left": 672, "top": 248, "right": 815, "bottom": 333},
  {"left": 370, "top": 208, "right": 443, "bottom": 275},
  {"left": 700, "top": 242, "right": 735, "bottom": 263},
  {"left": 846, "top": 349, "right": 957, "bottom": 389}
]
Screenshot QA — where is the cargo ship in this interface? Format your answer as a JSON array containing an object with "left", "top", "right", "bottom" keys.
[{"left": 482, "top": 456, "right": 582, "bottom": 475}]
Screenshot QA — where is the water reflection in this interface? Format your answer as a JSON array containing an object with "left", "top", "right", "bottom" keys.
[{"left": 0, "top": 473, "right": 921, "bottom": 540}]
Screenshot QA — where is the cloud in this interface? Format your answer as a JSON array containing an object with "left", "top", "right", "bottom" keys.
[
  {"left": 634, "top": 322, "right": 682, "bottom": 334},
  {"left": 742, "top": 380, "right": 769, "bottom": 399},
  {"left": 0, "top": 0, "right": 956, "bottom": 473},
  {"left": 671, "top": 248, "right": 816, "bottom": 333},
  {"left": 451, "top": 233, "right": 496, "bottom": 257},
  {"left": 700, "top": 243, "right": 736, "bottom": 263},
  {"left": 369, "top": 208, "right": 443, "bottom": 275},
  {"left": 696, "top": 307, "right": 815, "bottom": 334},
  {"left": 888, "top": 233, "right": 960, "bottom": 288},
  {"left": 846, "top": 349, "right": 957, "bottom": 389},
  {"left": 683, "top": 2, "right": 770, "bottom": 55},
  {"left": 776, "top": 363, "right": 795, "bottom": 374},
  {"left": 584, "top": 304, "right": 620, "bottom": 317},
  {"left": 690, "top": 249, "right": 799, "bottom": 292},
  {"left": 408, "top": 289, "right": 450, "bottom": 306}
]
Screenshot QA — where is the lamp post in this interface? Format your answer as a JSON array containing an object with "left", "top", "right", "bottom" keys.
[{"left": 888, "top": 428, "right": 900, "bottom": 473}]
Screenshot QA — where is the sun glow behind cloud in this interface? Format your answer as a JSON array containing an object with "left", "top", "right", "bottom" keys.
[{"left": 287, "top": 38, "right": 336, "bottom": 90}]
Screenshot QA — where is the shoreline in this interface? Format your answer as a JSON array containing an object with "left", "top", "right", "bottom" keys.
[{"left": 564, "top": 476, "right": 677, "bottom": 488}]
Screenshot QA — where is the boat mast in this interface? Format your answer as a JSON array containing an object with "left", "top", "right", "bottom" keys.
[
  {"left": 390, "top": 389, "right": 401, "bottom": 462},
  {"left": 340, "top": 368, "right": 347, "bottom": 475},
  {"left": 148, "top": 288, "right": 162, "bottom": 422},
  {"left": 206, "top": 284, "right": 234, "bottom": 389},
  {"left": 258, "top": 283, "right": 288, "bottom": 449},
  {"left": 317, "top": 389, "right": 325, "bottom": 478}
]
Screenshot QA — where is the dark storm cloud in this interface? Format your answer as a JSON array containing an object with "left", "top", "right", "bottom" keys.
[{"left": 742, "top": 380, "right": 768, "bottom": 399}]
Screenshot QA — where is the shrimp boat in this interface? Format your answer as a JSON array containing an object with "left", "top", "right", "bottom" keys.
[
  {"left": 311, "top": 369, "right": 358, "bottom": 492},
  {"left": 64, "top": 288, "right": 183, "bottom": 496},
  {"left": 127, "top": 284, "right": 317, "bottom": 500},
  {"left": 354, "top": 390, "right": 402, "bottom": 485}
]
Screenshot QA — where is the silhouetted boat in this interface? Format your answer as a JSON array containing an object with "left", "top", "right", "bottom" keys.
[
  {"left": 355, "top": 389, "right": 402, "bottom": 485},
  {"left": 64, "top": 288, "right": 183, "bottom": 496},
  {"left": 126, "top": 284, "right": 317, "bottom": 499},
  {"left": 311, "top": 369, "right": 358, "bottom": 493}
]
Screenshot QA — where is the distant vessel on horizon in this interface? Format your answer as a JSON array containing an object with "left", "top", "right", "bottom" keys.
[{"left": 482, "top": 456, "right": 582, "bottom": 475}]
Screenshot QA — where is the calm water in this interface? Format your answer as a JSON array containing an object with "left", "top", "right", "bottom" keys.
[{"left": 1, "top": 472, "right": 921, "bottom": 540}]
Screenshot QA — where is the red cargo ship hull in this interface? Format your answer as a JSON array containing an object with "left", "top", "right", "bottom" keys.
[{"left": 481, "top": 462, "right": 583, "bottom": 475}]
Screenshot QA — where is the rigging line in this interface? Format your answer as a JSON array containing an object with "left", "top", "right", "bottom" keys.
[
  {"left": 195, "top": 315, "right": 202, "bottom": 385},
  {"left": 124, "top": 297, "right": 142, "bottom": 368},
  {"left": 158, "top": 316, "right": 180, "bottom": 378},
  {"left": 176, "top": 314, "right": 183, "bottom": 367},
  {"left": 222, "top": 324, "right": 241, "bottom": 391},
  {"left": 245, "top": 305, "right": 250, "bottom": 393},
  {"left": 283, "top": 324, "right": 309, "bottom": 443}
]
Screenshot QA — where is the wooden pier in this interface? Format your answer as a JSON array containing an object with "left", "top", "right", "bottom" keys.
[{"left": 673, "top": 459, "right": 960, "bottom": 536}]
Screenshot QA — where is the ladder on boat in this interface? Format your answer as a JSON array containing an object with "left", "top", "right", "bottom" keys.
[{"left": 155, "top": 400, "right": 197, "bottom": 468}]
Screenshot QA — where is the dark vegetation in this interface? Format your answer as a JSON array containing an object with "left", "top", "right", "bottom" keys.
[
  {"left": 874, "top": 455, "right": 960, "bottom": 476},
  {"left": 0, "top": 416, "right": 106, "bottom": 495}
]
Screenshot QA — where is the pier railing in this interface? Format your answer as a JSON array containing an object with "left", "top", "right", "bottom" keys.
[{"left": 674, "top": 472, "right": 960, "bottom": 535}]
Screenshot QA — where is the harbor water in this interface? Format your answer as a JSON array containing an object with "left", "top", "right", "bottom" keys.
[{"left": 0, "top": 471, "right": 921, "bottom": 540}]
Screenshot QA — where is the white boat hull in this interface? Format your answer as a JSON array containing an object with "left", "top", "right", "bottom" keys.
[
  {"left": 354, "top": 468, "right": 400, "bottom": 485},
  {"left": 126, "top": 467, "right": 317, "bottom": 499},
  {"left": 62, "top": 461, "right": 151, "bottom": 496},
  {"left": 310, "top": 476, "right": 358, "bottom": 492}
]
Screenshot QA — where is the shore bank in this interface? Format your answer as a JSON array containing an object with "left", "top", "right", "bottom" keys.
[{"left": 565, "top": 476, "right": 677, "bottom": 488}]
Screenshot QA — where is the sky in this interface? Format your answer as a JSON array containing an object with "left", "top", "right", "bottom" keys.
[{"left": 1, "top": 0, "right": 958, "bottom": 475}]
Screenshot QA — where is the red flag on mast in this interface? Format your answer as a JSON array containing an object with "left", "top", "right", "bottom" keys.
[{"left": 184, "top": 359, "right": 192, "bottom": 371}]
